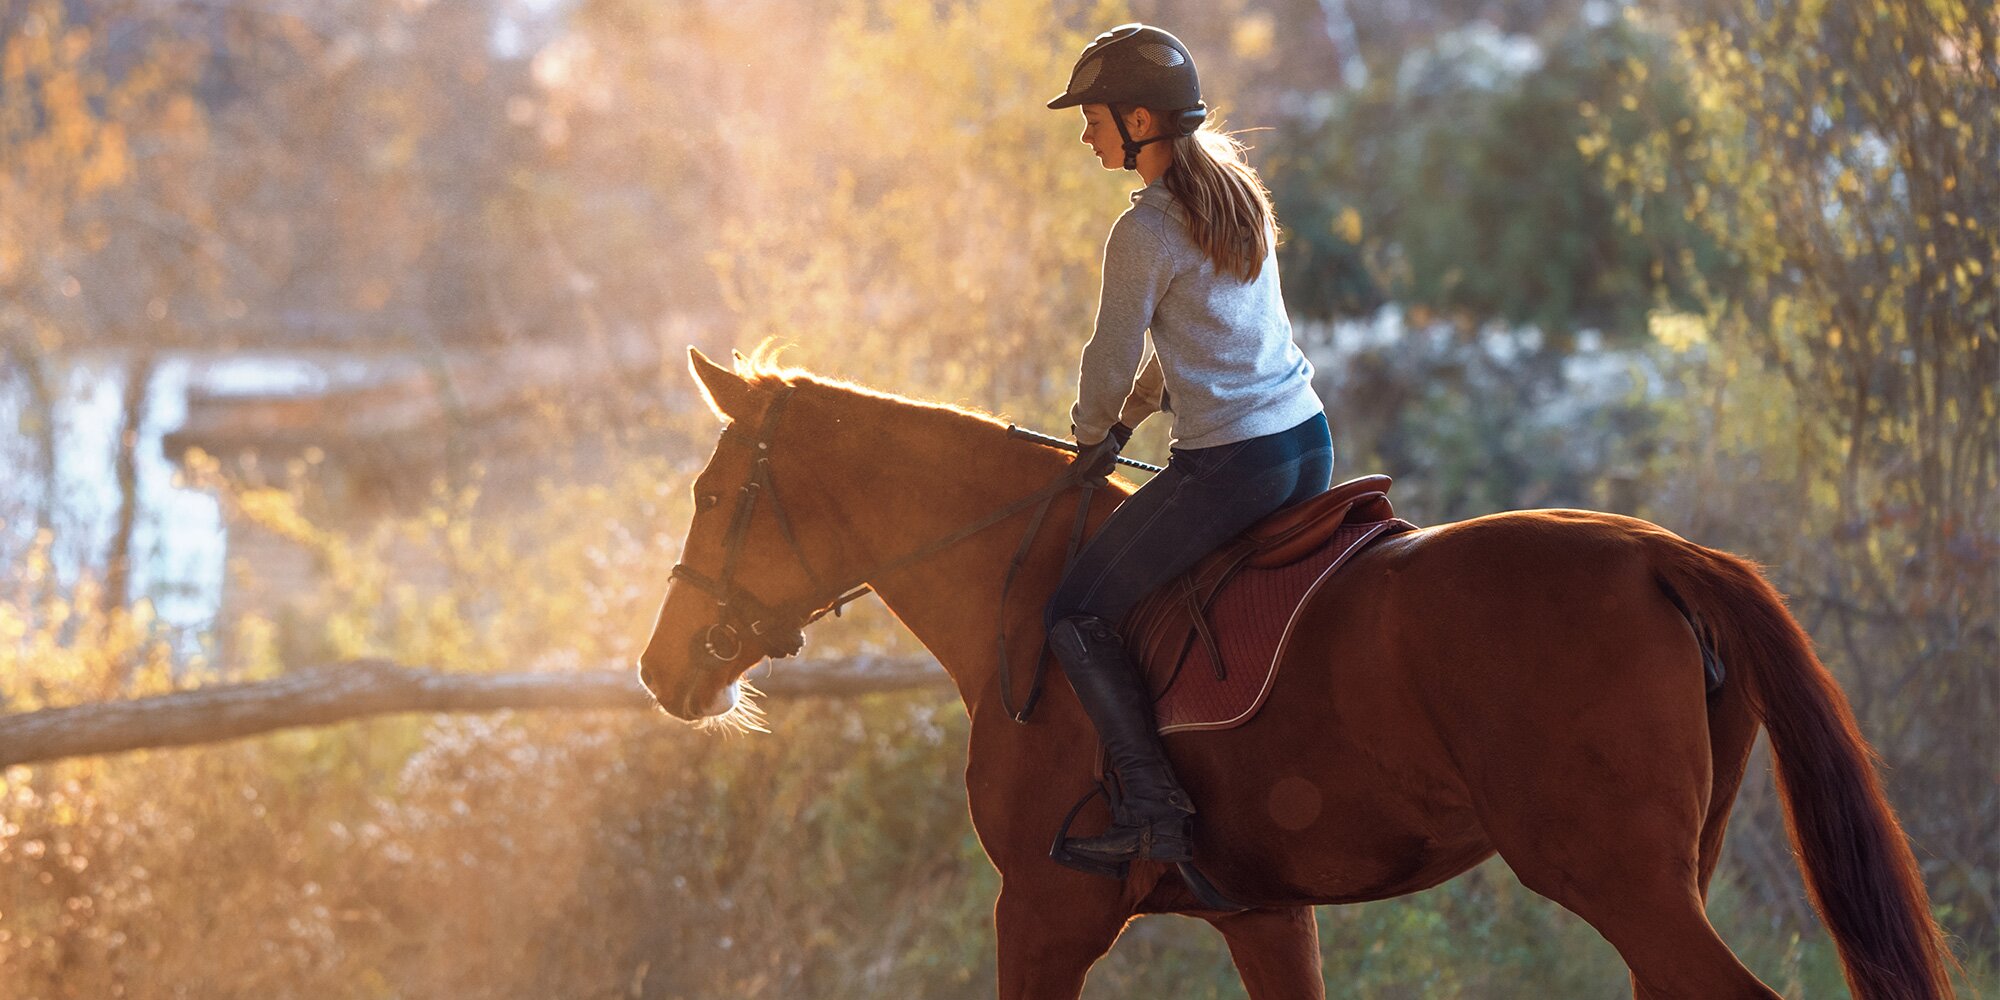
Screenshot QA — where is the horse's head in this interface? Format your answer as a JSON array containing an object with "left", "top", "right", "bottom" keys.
[{"left": 636, "top": 347, "right": 859, "bottom": 728}]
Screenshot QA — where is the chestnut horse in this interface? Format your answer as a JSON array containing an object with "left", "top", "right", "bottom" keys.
[{"left": 637, "top": 348, "right": 1954, "bottom": 1000}]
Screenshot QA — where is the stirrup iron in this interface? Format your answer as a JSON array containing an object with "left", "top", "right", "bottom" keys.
[{"left": 1049, "top": 782, "right": 1129, "bottom": 878}]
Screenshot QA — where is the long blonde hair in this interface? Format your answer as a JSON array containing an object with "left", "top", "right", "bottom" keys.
[{"left": 1117, "top": 108, "right": 1276, "bottom": 281}]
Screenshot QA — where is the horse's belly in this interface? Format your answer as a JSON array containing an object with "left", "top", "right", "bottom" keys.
[{"left": 1183, "top": 735, "right": 1492, "bottom": 904}]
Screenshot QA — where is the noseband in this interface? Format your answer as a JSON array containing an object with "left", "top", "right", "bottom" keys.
[{"left": 666, "top": 384, "right": 1106, "bottom": 721}]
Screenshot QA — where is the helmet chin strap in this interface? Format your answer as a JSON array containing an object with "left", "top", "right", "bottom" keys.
[{"left": 1113, "top": 112, "right": 1173, "bottom": 171}]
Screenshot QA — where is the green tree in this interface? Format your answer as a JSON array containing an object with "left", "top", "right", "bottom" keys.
[
  {"left": 1273, "top": 17, "right": 1726, "bottom": 346},
  {"left": 1593, "top": 0, "right": 1998, "bottom": 943}
]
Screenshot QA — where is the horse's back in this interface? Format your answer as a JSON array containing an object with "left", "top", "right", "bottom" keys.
[{"left": 1315, "top": 509, "right": 1709, "bottom": 760}]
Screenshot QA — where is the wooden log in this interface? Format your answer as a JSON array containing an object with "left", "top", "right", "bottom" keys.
[{"left": 0, "top": 656, "right": 948, "bottom": 769}]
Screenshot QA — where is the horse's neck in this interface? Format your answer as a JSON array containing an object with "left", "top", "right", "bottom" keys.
[{"left": 829, "top": 402, "right": 1109, "bottom": 717}]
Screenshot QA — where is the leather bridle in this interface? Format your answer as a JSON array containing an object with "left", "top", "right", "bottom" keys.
[
  {"left": 667, "top": 385, "right": 1104, "bottom": 722},
  {"left": 669, "top": 387, "right": 848, "bottom": 664}
]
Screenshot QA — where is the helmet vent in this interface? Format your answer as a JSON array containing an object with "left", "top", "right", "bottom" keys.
[
  {"left": 1137, "top": 43, "right": 1185, "bottom": 67},
  {"left": 1069, "top": 57, "right": 1102, "bottom": 93}
]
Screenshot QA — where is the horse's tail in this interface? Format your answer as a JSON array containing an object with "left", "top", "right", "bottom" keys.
[{"left": 1653, "top": 540, "right": 1955, "bottom": 1000}]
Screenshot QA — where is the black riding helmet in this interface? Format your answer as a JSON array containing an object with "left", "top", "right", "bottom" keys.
[{"left": 1048, "top": 23, "right": 1208, "bottom": 170}]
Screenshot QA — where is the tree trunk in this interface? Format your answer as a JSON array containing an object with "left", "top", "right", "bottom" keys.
[
  {"left": 103, "top": 352, "right": 157, "bottom": 622},
  {"left": 1, "top": 335, "right": 60, "bottom": 540},
  {"left": 0, "top": 655, "right": 947, "bottom": 769}
]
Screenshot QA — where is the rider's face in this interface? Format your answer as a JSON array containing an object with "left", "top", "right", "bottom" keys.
[{"left": 1078, "top": 104, "right": 1152, "bottom": 170}]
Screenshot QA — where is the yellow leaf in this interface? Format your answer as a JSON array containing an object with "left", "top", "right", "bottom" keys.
[
  {"left": 1333, "top": 207, "right": 1362, "bottom": 245},
  {"left": 1648, "top": 311, "right": 1708, "bottom": 352}
]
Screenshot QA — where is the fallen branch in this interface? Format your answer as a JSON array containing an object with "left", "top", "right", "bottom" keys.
[{"left": 0, "top": 656, "right": 948, "bottom": 769}]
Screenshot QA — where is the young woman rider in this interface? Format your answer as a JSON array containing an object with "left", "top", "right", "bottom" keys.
[{"left": 1042, "top": 23, "right": 1334, "bottom": 872}]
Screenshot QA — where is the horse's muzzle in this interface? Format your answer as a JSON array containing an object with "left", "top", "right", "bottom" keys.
[{"left": 678, "top": 680, "right": 739, "bottom": 721}]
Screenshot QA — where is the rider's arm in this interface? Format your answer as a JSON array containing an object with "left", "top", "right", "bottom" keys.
[
  {"left": 1070, "top": 211, "right": 1172, "bottom": 444},
  {"left": 1117, "top": 345, "right": 1166, "bottom": 430}
]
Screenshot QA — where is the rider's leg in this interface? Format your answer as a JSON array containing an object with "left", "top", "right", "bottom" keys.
[
  {"left": 1044, "top": 413, "right": 1333, "bottom": 867},
  {"left": 1049, "top": 610, "right": 1197, "bottom": 862}
]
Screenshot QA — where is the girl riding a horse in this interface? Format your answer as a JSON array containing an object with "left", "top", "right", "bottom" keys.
[
  {"left": 639, "top": 29, "right": 1954, "bottom": 989},
  {"left": 1043, "top": 23, "right": 1333, "bottom": 871}
]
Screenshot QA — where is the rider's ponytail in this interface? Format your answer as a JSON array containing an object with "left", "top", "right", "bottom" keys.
[{"left": 1144, "top": 113, "right": 1276, "bottom": 282}]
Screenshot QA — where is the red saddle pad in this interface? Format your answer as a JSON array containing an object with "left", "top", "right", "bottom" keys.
[{"left": 1136, "top": 518, "right": 1413, "bottom": 734}]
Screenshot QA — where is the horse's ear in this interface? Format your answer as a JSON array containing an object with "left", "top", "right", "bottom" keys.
[{"left": 688, "top": 346, "right": 753, "bottom": 421}]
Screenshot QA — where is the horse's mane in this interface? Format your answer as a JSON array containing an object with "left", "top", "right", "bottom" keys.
[
  {"left": 728, "top": 339, "right": 1015, "bottom": 434},
  {"left": 724, "top": 339, "right": 1115, "bottom": 493}
]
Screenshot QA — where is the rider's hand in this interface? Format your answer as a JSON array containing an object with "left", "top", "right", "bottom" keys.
[{"left": 1069, "top": 422, "right": 1133, "bottom": 480}]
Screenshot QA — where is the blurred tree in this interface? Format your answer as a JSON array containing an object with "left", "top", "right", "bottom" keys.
[
  {"left": 1272, "top": 16, "right": 1727, "bottom": 348},
  {"left": 192, "top": 0, "right": 540, "bottom": 350},
  {"left": 1, "top": 0, "right": 144, "bottom": 534},
  {"left": 1255, "top": 13, "right": 1723, "bottom": 526},
  {"left": 1, "top": 0, "right": 209, "bottom": 627},
  {"left": 1595, "top": 0, "right": 1999, "bottom": 943},
  {"left": 571, "top": 0, "right": 1135, "bottom": 424}
]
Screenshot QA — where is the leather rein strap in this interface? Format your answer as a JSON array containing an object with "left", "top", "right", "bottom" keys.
[{"left": 668, "top": 385, "right": 1100, "bottom": 723}]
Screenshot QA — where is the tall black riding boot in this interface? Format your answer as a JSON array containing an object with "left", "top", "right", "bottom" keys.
[{"left": 1048, "top": 613, "right": 1196, "bottom": 867}]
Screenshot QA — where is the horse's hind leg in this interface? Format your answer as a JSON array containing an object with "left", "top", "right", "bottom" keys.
[
  {"left": 1461, "top": 604, "right": 1778, "bottom": 997},
  {"left": 1491, "top": 778, "right": 1780, "bottom": 999},
  {"left": 1208, "top": 906, "right": 1325, "bottom": 1000},
  {"left": 1598, "top": 677, "right": 1761, "bottom": 1000},
  {"left": 1696, "top": 674, "right": 1760, "bottom": 902},
  {"left": 1569, "top": 877, "right": 1780, "bottom": 1000}
]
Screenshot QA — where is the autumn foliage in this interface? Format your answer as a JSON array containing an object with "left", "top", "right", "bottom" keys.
[{"left": 1, "top": 0, "right": 1992, "bottom": 995}]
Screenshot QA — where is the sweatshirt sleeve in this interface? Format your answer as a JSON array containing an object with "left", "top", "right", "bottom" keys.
[
  {"left": 1069, "top": 211, "right": 1174, "bottom": 443},
  {"left": 1117, "top": 344, "right": 1167, "bottom": 429}
]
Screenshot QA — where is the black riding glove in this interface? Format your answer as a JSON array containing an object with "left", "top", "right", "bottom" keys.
[{"left": 1069, "top": 422, "right": 1134, "bottom": 481}]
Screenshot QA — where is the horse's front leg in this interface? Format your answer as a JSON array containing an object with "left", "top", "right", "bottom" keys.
[
  {"left": 1208, "top": 905, "right": 1325, "bottom": 1000},
  {"left": 994, "top": 871, "right": 1131, "bottom": 1000}
]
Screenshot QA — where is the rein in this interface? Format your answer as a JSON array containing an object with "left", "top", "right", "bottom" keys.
[{"left": 668, "top": 386, "right": 1143, "bottom": 723}]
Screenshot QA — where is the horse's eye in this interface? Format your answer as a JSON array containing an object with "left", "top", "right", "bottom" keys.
[{"left": 698, "top": 494, "right": 720, "bottom": 511}]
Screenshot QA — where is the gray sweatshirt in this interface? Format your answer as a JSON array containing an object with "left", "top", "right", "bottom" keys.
[{"left": 1069, "top": 180, "right": 1324, "bottom": 451}]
